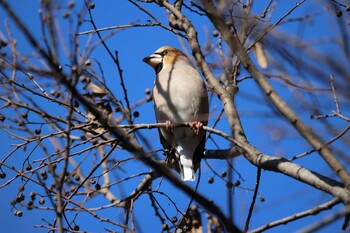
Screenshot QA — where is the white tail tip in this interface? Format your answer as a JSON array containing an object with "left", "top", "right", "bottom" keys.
[{"left": 179, "top": 155, "right": 195, "bottom": 181}]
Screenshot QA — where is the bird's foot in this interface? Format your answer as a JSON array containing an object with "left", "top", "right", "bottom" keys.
[
  {"left": 190, "top": 121, "right": 203, "bottom": 135},
  {"left": 165, "top": 120, "right": 174, "bottom": 132}
]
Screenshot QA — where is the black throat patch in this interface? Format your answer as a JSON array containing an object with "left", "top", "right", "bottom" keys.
[{"left": 155, "top": 62, "right": 163, "bottom": 75}]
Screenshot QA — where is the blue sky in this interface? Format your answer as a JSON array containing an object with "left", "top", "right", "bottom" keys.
[{"left": 0, "top": 0, "right": 349, "bottom": 232}]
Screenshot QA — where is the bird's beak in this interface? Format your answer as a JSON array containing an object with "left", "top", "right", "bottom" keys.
[{"left": 143, "top": 53, "right": 162, "bottom": 68}]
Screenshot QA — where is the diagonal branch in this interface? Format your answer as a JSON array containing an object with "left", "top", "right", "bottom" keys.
[
  {"left": 250, "top": 198, "right": 341, "bottom": 233},
  {"left": 199, "top": 0, "right": 350, "bottom": 192},
  {"left": 156, "top": 0, "right": 350, "bottom": 224},
  {"left": 0, "top": 2, "right": 242, "bottom": 231}
]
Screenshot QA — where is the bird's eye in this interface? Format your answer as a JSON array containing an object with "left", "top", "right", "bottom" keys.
[{"left": 162, "top": 49, "right": 169, "bottom": 56}]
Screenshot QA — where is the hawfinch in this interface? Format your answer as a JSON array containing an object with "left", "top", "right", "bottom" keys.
[{"left": 143, "top": 46, "right": 209, "bottom": 181}]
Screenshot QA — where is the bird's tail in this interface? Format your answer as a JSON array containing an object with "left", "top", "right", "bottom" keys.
[
  {"left": 179, "top": 155, "right": 195, "bottom": 181},
  {"left": 175, "top": 145, "right": 195, "bottom": 181}
]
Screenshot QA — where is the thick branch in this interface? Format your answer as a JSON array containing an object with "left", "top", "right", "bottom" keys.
[
  {"left": 123, "top": 122, "right": 350, "bottom": 206},
  {"left": 199, "top": 0, "right": 350, "bottom": 192},
  {"left": 157, "top": 0, "right": 350, "bottom": 213},
  {"left": 0, "top": 2, "right": 243, "bottom": 232}
]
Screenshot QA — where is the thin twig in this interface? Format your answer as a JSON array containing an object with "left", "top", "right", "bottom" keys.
[
  {"left": 244, "top": 168, "right": 261, "bottom": 232},
  {"left": 250, "top": 198, "right": 341, "bottom": 233},
  {"left": 329, "top": 74, "right": 341, "bottom": 114}
]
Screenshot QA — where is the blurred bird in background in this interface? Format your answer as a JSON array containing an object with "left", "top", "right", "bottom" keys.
[{"left": 143, "top": 46, "right": 209, "bottom": 181}]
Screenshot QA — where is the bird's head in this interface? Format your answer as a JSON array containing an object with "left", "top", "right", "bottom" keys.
[{"left": 143, "top": 46, "right": 188, "bottom": 74}]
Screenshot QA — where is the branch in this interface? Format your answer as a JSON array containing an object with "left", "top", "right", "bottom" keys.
[
  {"left": 250, "top": 198, "right": 341, "bottom": 233},
  {"left": 119, "top": 122, "right": 242, "bottom": 159},
  {"left": 146, "top": 2, "right": 350, "bottom": 228},
  {"left": 199, "top": 0, "right": 350, "bottom": 215},
  {"left": 0, "top": 3, "right": 242, "bottom": 231},
  {"left": 244, "top": 168, "right": 261, "bottom": 232},
  {"left": 121, "top": 122, "right": 350, "bottom": 208}
]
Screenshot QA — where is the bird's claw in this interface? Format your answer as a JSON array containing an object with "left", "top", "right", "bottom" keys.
[
  {"left": 190, "top": 121, "right": 203, "bottom": 135},
  {"left": 165, "top": 120, "right": 174, "bottom": 132}
]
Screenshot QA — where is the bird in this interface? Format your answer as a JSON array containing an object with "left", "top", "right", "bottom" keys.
[{"left": 143, "top": 46, "right": 209, "bottom": 181}]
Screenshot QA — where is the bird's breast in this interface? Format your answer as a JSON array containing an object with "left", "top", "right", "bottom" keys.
[{"left": 153, "top": 66, "right": 205, "bottom": 123}]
